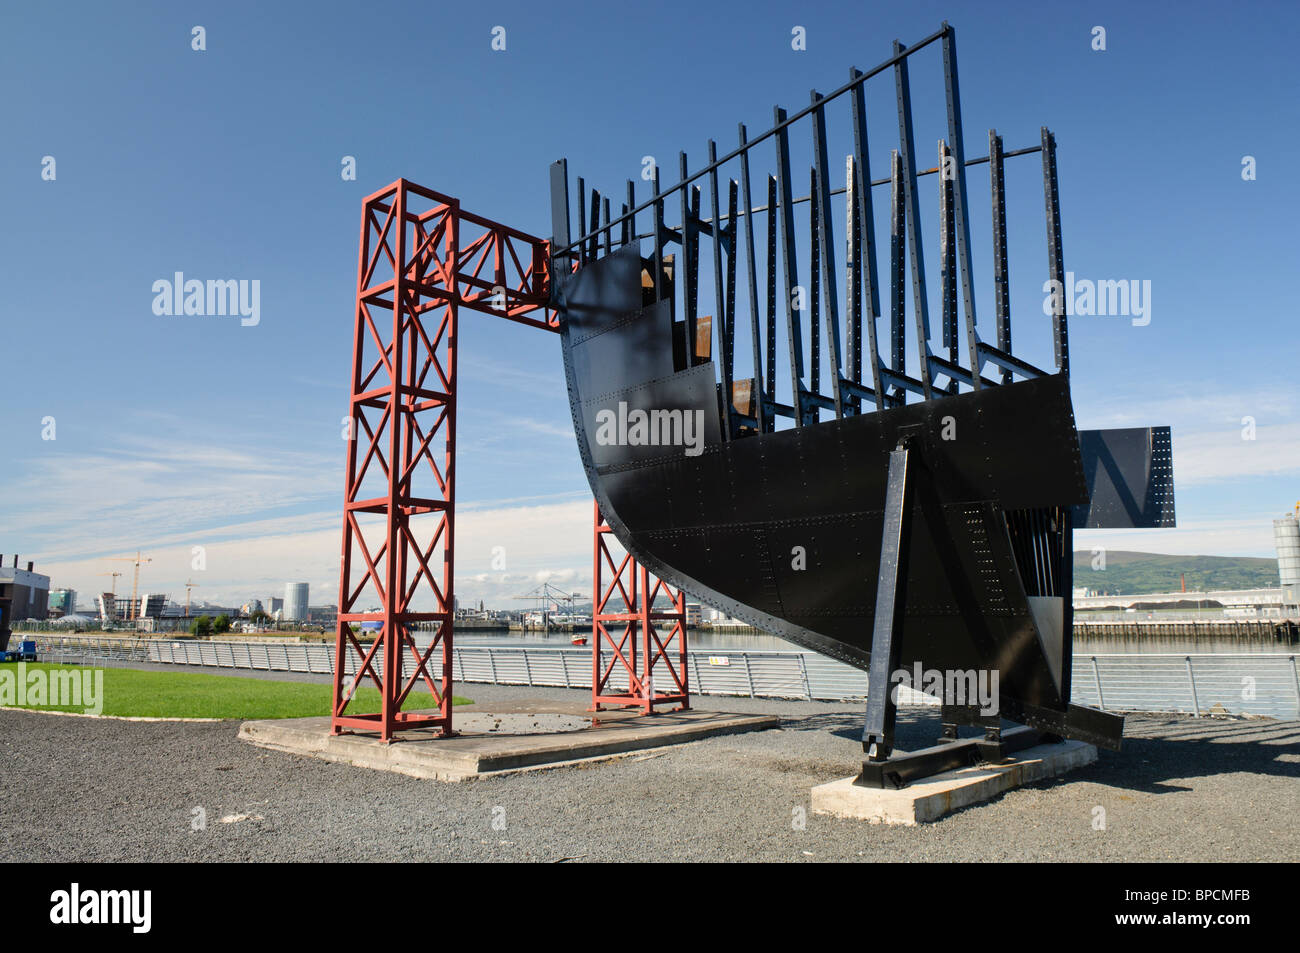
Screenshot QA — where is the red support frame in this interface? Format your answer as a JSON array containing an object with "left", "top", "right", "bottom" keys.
[
  {"left": 332, "top": 179, "right": 552, "bottom": 742},
  {"left": 591, "top": 501, "right": 690, "bottom": 713}
]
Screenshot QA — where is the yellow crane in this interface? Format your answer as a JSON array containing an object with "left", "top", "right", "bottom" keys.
[
  {"left": 108, "top": 551, "right": 152, "bottom": 621},
  {"left": 184, "top": 579, "right": 200, "bottom": 618}
]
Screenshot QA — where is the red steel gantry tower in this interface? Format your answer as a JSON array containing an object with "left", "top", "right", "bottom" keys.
[
  {"left": 331, "top": 180, "right": 553, "bottom": 742},
  {"left": 331, "top": 179, "right": 689, "bottom": 741}
]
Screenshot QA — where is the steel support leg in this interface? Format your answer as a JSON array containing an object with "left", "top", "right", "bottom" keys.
[{"left": 862, "top": 440, "right": 914, "bottom": 761}]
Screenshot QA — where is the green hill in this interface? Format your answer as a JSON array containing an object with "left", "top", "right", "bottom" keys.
[{"left": 1072, "top": 551, "right": 1279, "bottom": 595}]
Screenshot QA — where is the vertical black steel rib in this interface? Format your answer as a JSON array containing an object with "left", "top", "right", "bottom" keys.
[
  {"left": 738, "top": 123, "right": 768, "bottom": 433},
  {"left": 810, "top": 90, "right": 845, "bottom": 419},
  {"left": 690, "top": 186, "right": 702, "bottom": 349},
  {"left": 588, "top": 188, "right": 601, "bottom": 264},
  {"left": 809, "top": 166, "right": 821, "bottom": 400},
  {"left": 764, "top": 175, "right": 778, "bottom": 409},
  {"left": 844, "top": 155, "right": 862, "bottom": 414},
  {"left": 602, "top": 197, "right": 612, "bottom": 257},
  {"left": 707, "top": 139, "right": 733, "bottom": 439},
  {"left": 624, "top": 180, "right": 636, "bottom": 248},
  {"left": 680, "top": 152, "right": 698, "bottom": 365},
  {"left": 576, "top": 177, "right": 587, "bottom": 265},
  {"left": 893, "top": 40, "right": 933, "bottom": 400},
  {"left": 939, "top": 140, "right": 958, "bottom": 393},
  {"left": 989, "top": 130, "right": 1011, "bottom": 383},
  {"left": 1060, "top": 508, "right": 1074, "bottom": 702},
  {"left": 548, "top": 159, "right": 571, "bottom": 277},
  {"left": 652, "top": 165, "right": 665, "bottom": 304},
  {"left": 1042, "top": 127, "right": 1068, "bottom": 376},
  {"left": 941, "top": 24, "right": 982, "bottom": 389},
  {"left": 888, "top": 151, "right": 906, "bottom": 401},
  {"left": 849, "top": 70, "right": 886, "bottom": 408},
  {"left": 773, "top": 106, "right": 808, "bottom": 425},
  {"left": 725, "top": 176, "right": 739, "bottom": 395}
]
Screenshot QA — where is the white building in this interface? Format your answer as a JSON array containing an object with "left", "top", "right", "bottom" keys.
[{"left": 284, "top": 582, "right": 309, "bottom": 622}]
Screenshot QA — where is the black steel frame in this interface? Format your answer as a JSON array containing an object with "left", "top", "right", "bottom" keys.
[
  {"left": 547, "top": 22, "right": 1139, "bottom": 785},
  {"left": 550, "top": 22, "right": 1065, "bottom": 438}
]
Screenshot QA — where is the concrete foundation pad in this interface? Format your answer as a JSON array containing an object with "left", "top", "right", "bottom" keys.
[
  {"left": 811, "top": 740, "right": 1097, "bottom": 825},
  {"left": 239, "top": 702, "right": 779, "bottom": 781}
]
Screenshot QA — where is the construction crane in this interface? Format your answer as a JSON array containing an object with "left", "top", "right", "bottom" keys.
[
  {"left": 511, "top": 582, "right": 585, "bottom": 629},
  {"left": 95, "top": 570, "right": 122, "bottom": 597},
  {"left": 184, "top": 579, "right": 200, "bottom": 617},
  {"left": 108, "top": 551, "right": 152, "bottom": 621}
]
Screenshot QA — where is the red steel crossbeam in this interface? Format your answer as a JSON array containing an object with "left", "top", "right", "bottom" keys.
[
  {"left": 332, "top": 179, "right": 552, "bottom": 742},
  {"left": 591, "top": 501, "right": 690, "bottom": 713}
]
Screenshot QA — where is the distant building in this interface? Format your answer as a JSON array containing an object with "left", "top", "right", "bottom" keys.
[
  {"left": 684, "top": 603, "right": 702, "bottom": 627},
  {"left": 266, "top": 596, "right": 284, "bottom": 615},
  {"left": 307, "top": 605, "right": 337, "bottom": 626},
  {"left": 48, "top": 587, "right": 77, "bottom": 617},
  {"left": 0, "top": 558, "right": 50, "bottom": 643},
  {"left": 97, "top": 593, "right": 166, "bottom": 623},
  {"left": 284, "top": 583, "right": 309, "bottom": 622},
  {"left": 1275, "top": 509, "right": 1300, "bottom": 609},
  {"left": 242, "top": 599, "right": 264, "bottom": 616}
]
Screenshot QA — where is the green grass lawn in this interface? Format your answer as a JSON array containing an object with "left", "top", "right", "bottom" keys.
[{"left": 0, "top": 662, "right": 471, "bottom": 719}]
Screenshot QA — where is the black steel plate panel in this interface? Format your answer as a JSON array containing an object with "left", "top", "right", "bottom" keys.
[{"left": 1073, "top": 426, "right": 1176, "bottom": 528}]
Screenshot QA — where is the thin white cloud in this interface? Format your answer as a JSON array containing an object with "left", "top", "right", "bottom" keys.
[
  {"left": 36, "top": 499, "right": 595, "bottom": 610},
  {"left": 1077, "top": 516, "right": 1279, "bottom": 559}
]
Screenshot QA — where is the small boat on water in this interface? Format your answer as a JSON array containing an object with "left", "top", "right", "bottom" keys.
[{"left": 570, "top": 635, "right": 588, "bottom": 646}]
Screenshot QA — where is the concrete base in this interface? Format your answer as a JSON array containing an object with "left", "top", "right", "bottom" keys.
[
  {"left": 239, "top": 699, "right": 778, "bottom": 781},
  {"left": 811, "top": 740, "right": 1097, "bottom": 825}
]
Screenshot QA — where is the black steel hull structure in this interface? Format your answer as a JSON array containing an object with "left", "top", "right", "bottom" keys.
[
  {"left": 547, "top": 26, "right": 1174, "bottom": 754},
  {"left": 559, "top": 245, "right": 1096, "bottom": 735}
]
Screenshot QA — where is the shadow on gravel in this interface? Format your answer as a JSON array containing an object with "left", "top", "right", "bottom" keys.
[
  {"left": 779, "top": 709, "right": 938, "bottom": 745},
  {"left": 1034, "top": 717, "right": 1300, "bottom": 795},
  {"left": 781, "top": 708, "right": 1300, "bottom": 797}
]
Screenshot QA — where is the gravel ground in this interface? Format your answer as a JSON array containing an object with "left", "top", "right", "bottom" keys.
[{"left": 2, "top": 681, "right": 1297, "bottom": 863}]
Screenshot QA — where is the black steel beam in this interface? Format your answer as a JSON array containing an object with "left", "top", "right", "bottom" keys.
[
  {"left": 939, "top": 140, "right": 958, "bottom": 394},
  {"left": 888, "top": 151, "right": 907, "bottom": 402},
  {"left": 1042, "top": 127, "right": 1068, "bottom": 376},
  {"left": 811, "top": 90, "right": 845, "bottom": 419},
  {"left": 707, "top": 139, "right": 734, "bottom": 438},
  {"left": 941, "top": 25, "right": 982, "bottom": 391},
  {"left": 893, "top": 40, "right": 934, "bottom": 400},
  {"left": 862, "top": 441, "right": 914, "bottom": 760},
  {"left": 855, "top": 725, "right": 1046, "bottom": 789},
  {"left": 849, "top": 69, "right": 888, "bottom": 410},
  {"left": 552, "top": 24, "right": 950, "bottom": 257},
  {"left": 773, "top": 106, "right": 810, "bottom": 425},
  {"left": 738, "top": 123, "right": 768, "bottom": 433},
  {"left": 844, "top": 155, "right": 863, "bottom": 414},
  {"left": 989, "top": 130, "right": 1011, "bottom": 383}
]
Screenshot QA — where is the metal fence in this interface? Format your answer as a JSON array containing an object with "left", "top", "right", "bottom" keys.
[{"left": 27, "top": 635, "right": 1300, "bottom": 720}]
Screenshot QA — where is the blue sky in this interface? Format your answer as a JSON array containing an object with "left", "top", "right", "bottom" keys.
[{"left": 1, "top": 0, "right": 1297, "bottom": 608}]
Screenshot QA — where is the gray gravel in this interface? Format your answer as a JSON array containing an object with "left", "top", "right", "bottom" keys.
[{"left": 2, "top": 683, "right": 1296, "bottom": 862}]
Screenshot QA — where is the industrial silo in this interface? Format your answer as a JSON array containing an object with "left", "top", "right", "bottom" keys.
[{"left": 1274, "top": 508, "right": 1300, "bottom": 609}]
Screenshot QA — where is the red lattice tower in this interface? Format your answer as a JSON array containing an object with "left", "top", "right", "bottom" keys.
[
  {"left": 332, "top": 180, "right": 552, "bottom": 742},
  {"left": 592, "top": 501, "right": 690, "bottom": 713}
]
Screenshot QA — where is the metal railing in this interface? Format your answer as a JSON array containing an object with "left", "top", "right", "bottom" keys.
[{"left": 27, "top": 635, "right": 1300, "bottom": 720}]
